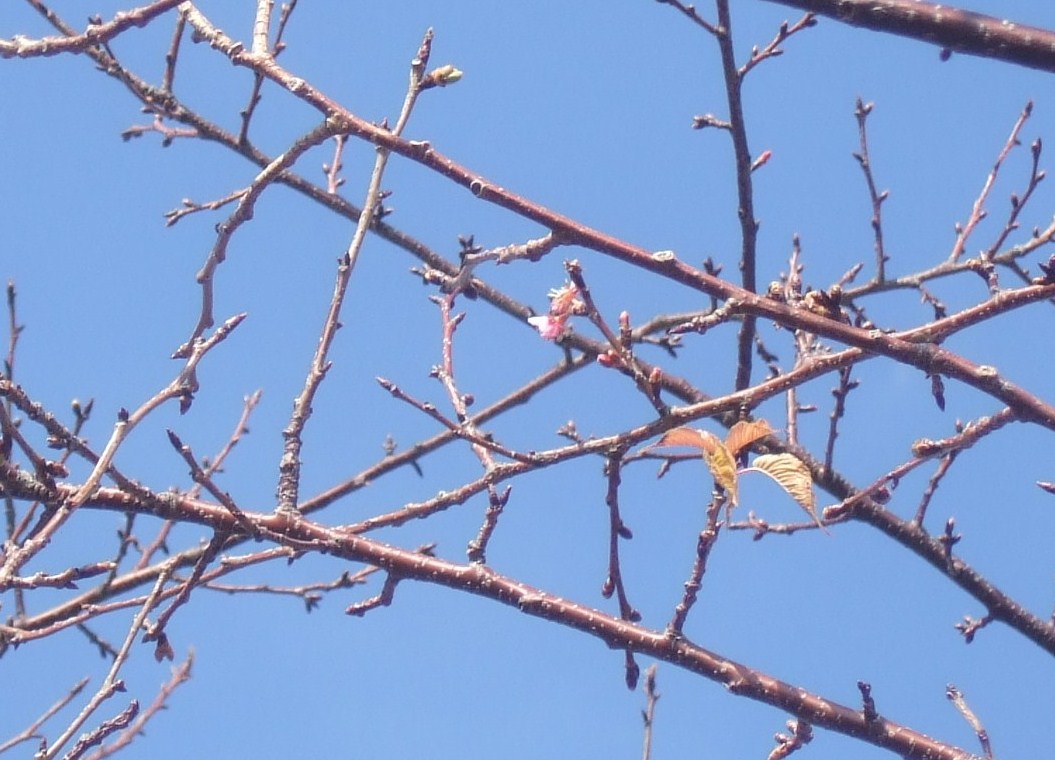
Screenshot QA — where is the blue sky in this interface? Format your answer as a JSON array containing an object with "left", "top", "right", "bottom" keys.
[{"left": 3, "top": 2, "right": 1055, "bottom": 758}]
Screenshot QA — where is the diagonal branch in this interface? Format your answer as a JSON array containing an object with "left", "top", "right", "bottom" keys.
[
  {"left": 175, "top": 12, "right": 1055, "bottom": 430},
  {"left": 2, "top": 0, "right": 184, "bottom": 59},
  {"left": 49, "top": 485, "right": 988, "bottom": 760},
  {"left": 760, "top": 0, "right": 1055, "bottom": 73}
]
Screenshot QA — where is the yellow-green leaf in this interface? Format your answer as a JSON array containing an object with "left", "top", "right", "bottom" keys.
[
  {"left": 704, "top": 441, "right": 739, "bottom": 505},
  {"left": 725, "top": 419, "right": 775, "bottom": 458},
  {"left": 749, "top": 453, "right": 825, "bottom": 531}
]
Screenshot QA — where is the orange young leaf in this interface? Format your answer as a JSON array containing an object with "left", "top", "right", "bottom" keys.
[
  {"left": 725, "top": 419, "right": 775, "bottom": 458},
  {"left": 650, "top": 427, "right": 738, "bottom": 503},
  {"left": 652, "top": 426, "right": 720, "bottom": 454},
  {"left": 748, "top": 453, "right": 826, "bottom": 532}
]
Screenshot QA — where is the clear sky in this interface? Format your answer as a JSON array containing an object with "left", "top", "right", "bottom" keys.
[{"left": 3, "top": 2, "right": 1055, "bottom": 758}]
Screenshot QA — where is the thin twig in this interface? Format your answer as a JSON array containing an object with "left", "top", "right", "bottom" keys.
[
  {"left": 667, "top": 494, "right": 724, "bottom": 634},
  {"left": 166, "top": 430, "right": 257, "bottom": 535},
  {"left": 239, "top": 0, "right": 299, "bottom": 143},
  {"left": 853, "top": 98, "right": 890, "bottom": 283},
  {"left": 949, "top": 101, "right": 1033, "bottom": 262},
  {"left": 427, "top": 293, "right": 515, "bottom": 563},
  {"left": 160, "top": 7, "right": 185, "bottom": 93},
  {"left": 176, "top": 121, "right": 339, "bottom": 357},
  {"left": 713, "top": 1, "right": 760, "bottom": 393},
  {"left": 653, "top": 0, "right": 720, "bottom": 35},
  {"left": 70, "top": 313, "right": 247, "bottom": 507},
  {"left": 276, "top": 28, "right": 440, "bottom": 512},
  {"left": 89, "top": 655, "right": 194, "bottom": 759},
  {"left": 912, "top": 447, "right": 960, "bottom": 527},
  {"left": 946, "top": 685, "right": 993, "bottom": 759},
  {"left": 565, "top": 260, "right": 667, "bottom": 415},
  {"left": 0, "top": 677, "right": 89, "bottom": 754},
  {"left": 640, "top": 665, "right": 659, "bottom": 760},
  {"left": 62, "top": 700, "right": 139, "bottom": 760},
  {"left": 739, "top": 13, "right": 817, "bottom": 78},
  {"left": 602, "top": 450, "right": 640, "bottom": 623},
  {"left": 983, "top": 134, "right": 1047, "bottom": 260},
  {"left": 42, "top": 560, "right": 177, "bottom": 760},
  {"left": 823, "top": 366, "right": 858, "bottom": 473}
]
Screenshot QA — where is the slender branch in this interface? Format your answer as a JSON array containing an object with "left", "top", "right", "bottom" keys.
[
  {"left": 912, "top": 446, "right": 960, "bottom": 527},
  {"left": 946, "top": 685, "right": 993, "bottom": 760},
  {"left": 845, "top": 215, "right": 1055, "bottom": 300},
  {"left": 823, "top": 366, "right": 857, "bottom": 473},
  {"left": 160, "top": 6, "right": 185, "bottom": 93},
  {"left": 428, "top": 293, "right": 514, "bottom": 563},
  {"left": 640, "top": 665, "right": 659, "bottom": 760},
  {"left": 42, "top": 560, "right": 176, "bottom": 760},
  {"left": 91, "top": 655, "right": 194, "bottom": 758},
  {"left": 240, "top": 0, "right": 298, "bottom": 144},
  {"left": 667, "top": 494, "right": 724, "bottom": 634},
  {"left": 274, "top": 252, "right": 354, "bottom": 513},
  {"left": 602, "top": 450, "right": 640, "bottom": 625},
  {"left": 276, "top": 28, "right": 441, "bottom": 512},
  {"left": 713, "top": 1, "right": 761, "bottom": 392},
  {"left": 1, "top": 0, "right": 185, "bottom": 59},
  {"left": 565, "top": 260, "right": 667, "bottom": 415},
  {"left": 70, "top": 312, "right": 246, "bottom": 507},
  {"left": 323, "top": 133, "right": 347, "bottom": 193},
  {"left": 175, "top": 121, "right": 339, "bottom": 356},
  {"left": 62, "top": 700, "right": 139, "bottom": 760},
  {"left": 654, "top": 0, "right": 720, "bottom": 35},
  {"left": 146, "top": 533, "right": 226, "bottom": 643},
  {"left": 983, "top": 134, "right": 1047, "bottom": 260},
  {"left": 853, "top": 98, "right": 889, "bottom": 282},
  {"left": 0, "top": 677, "right": 88, "bottom": 754},
  {"left": 949, "top": 102, "right": 1033, "bottom": 262},
  {"left": 739, "top": 13, "right": 817, "bottom": 78}
]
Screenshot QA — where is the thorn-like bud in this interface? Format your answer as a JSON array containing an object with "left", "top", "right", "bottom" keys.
[{"left": 750, "top": 149, "right": 772, "bottom": 173}]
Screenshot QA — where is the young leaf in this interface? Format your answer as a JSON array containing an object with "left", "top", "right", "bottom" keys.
[
  {"left": 649, "top": 427, "right": 738, "bottom": 504},
  {"left": 704, "top": 441, "right": 739, "bottom": 505},
  {"left": 652, "top": 426, "right": 720, "bottom": 454},
  {"left": 749, "top": 453, "right": 826, "bottom": 532},
  {"left": 725, "top": 419, "right": 775, "bottom": 458},
  {"left": 649, "top": 426, "right": 742, "bottom": 504}
]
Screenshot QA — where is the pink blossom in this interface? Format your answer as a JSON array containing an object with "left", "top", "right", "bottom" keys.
[
  {"left": 528, "top": 315, "right": 567, "bottom": 340},
  {"left": 547, "top": 283, "right": 582, "bottom": 315}
]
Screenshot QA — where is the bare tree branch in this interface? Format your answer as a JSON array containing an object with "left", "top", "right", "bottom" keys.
[{"left": 761, "top": 0, "right": 1055, "bottom": 73}]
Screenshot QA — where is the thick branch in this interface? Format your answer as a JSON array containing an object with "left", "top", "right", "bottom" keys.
[
  {"left": 761, "top": 0, "right": 1055, "bottom": 73},
  {"left": 7, "top": 479, "right": 983, "bottom": 760}
]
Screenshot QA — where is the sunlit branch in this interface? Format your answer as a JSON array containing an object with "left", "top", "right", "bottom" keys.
[{"left": 761, "top": 0, "right": 1055, "bottom": 73}]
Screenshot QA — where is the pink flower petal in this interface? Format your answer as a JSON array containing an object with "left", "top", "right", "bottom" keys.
[{"left": 528, "top": 315, "right": 565, "bottom": 340}]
